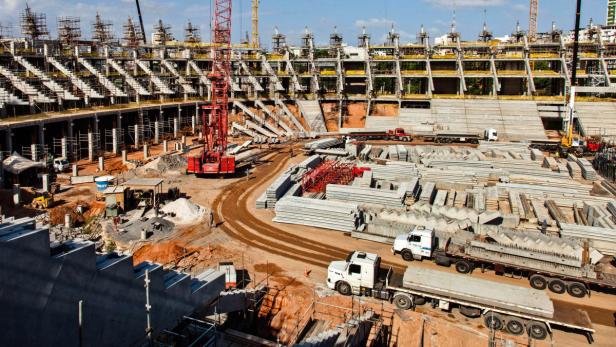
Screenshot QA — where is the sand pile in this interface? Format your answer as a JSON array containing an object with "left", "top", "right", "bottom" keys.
[{"left": 160, "top": 198, "right": 206, "bottom": 225}]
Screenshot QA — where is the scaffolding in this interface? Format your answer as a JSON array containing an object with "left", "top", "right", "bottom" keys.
[
  {"left": 57, "top": 17, "right": 81, "bottom": 47},
  {"left": 52, "top": 137, "right": 78, "bottom": 161},
  {"left": 152, "top": 20, "right": 173, "bottom": 46},
  {"left": 271, "top": 27, "right": 286, "bottom": 54},
  {"left": 20, "top": 4, "right": 49, "bottom": 40},
  {"left": 184, "top": 21, "right": 201, "bottom": 44},
  {"left": 103, "top": 129, "right": 125, "bottom": 153},
  {"left": 123, "top": 17, "right": 143, "bottom": 48},
  {"left": 92, "top": 13, "right": 114, "bottom": 45},
  {"left": 20, "top": 144, "right": 49, "bottom": 161}
]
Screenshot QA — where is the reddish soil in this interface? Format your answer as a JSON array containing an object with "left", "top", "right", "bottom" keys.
[
  {"left": 371, "top": 103, "right": 399, "bottom": 116},
  {"left": 320, "top": 102, "right": 340, "bottom": 132},
  {"left": 342, "top": 102, "right": 367, "bottom": 128}
]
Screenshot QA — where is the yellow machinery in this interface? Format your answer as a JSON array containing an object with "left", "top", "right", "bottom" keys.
[
  {"left": 561, "top": 86, "right": 581, "bottom": 152},
  {"left": 31, "top": 193, "right": 55, "bottom": 209}
]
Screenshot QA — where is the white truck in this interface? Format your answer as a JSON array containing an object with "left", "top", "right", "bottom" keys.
[
  {"left": 391, "top": 227, "right": 616, "bottom": 298},
  {"left": 327, "top": 251, "right": 595, "bottom": 342}
]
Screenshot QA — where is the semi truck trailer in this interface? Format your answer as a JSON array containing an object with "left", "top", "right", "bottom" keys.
[
  {"left": 391, "top": 227, "right": 616, "bottom": 298},
  {"left": 327, "top": 251, "right": 595, "bottom": 342}
]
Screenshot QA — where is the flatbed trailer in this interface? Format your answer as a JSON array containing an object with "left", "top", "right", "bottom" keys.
[
  {"left": 346, "top": 128, "right": 413, "bottom": 142},
  {"left": 417, "top": 132, "right": 481, "bottom": 144},
  {"left": 327, "top": 252, "right": 595, "bottom": 342}
]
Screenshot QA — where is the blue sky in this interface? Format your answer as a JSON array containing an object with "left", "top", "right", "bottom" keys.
[{"left": 0, "top": 0, "right": 608, "bottom": 46}]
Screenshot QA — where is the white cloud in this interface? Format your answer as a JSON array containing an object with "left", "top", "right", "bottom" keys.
[
  {"left": 424, "top": 0, "right": 506, "bottom": 8},
  {"left": 0, "top": 0, "right": 19, "bottom": 11},
  {"left": 355, "top": 18, "right": 395, "bottom": 29}
]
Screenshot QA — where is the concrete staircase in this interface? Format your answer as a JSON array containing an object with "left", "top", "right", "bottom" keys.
[
  {"left": 107, "top": 59, "right": 151, "bottom": 96},
  {"left": 234, "top": 100, "right": 284, "bottom": 137},
  {"left": 0, "top": 65, "right": 55, "bottom": 104},
  {"left": 188, "top": 60, "right": 211, "bottom": 87},
  {"left": 135, "top": 59, "right": 174, "bottom": 95},
  {"left": 0, "top": 85, "right": 28, "bottom": 106},
  {"left": 46, "top": 56, "right": 104, "bottom": 99},
  {"left": 239, "top": 61, "right": 264, "bottom": 92},
  {"left": 77, "top": 58, "right": 128, "bottom": 97},
  {"left": 13, "top": 56, "right": 79, "bottom": 101},
  {"left": 161, "top": 60, "right": 197, "bottom": 94},
  {"left": 297, "top": 100, "right": 327, "bottom": 133},
  {"left": 276, "top": 99, "right": 308, "bottom": 135},
  {"left": 261, "top": 58, "right": 284, "bottom": 91},
  {"left": 255, "top": 100, "right": 294, "bottom": 136},
  {"left": 0, "top": 217, "right": 225, "bottom": 347}
]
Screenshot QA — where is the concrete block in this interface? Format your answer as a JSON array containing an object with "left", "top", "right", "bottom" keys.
[
  {"left": 72, "top": 164, "right": 78, "bottom": 177},
  {"left": 122, "top": 150, "right": 127, "bottom": 164},
  {"left": 143, "top": 144, "right": 149, "bottom": 160},
  {"left": 41, "top": 174, "right": 49, "bottom": 192}
]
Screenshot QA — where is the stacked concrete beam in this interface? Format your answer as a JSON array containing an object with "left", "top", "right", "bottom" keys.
[
  {"left": 559, "top": 223, "right": 616, "bottom": 256},
  {"left": 273, "top": 197, "right": 362, "bottom": 232},
  {"left": 326, "top": 184, "right": 407, "bottom": 208},
  {"left": 265, "top": 173, "right": 292, "bottom": 208}
]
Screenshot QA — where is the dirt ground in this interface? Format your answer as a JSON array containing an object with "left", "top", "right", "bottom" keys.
[
  {"left": 371, "top": 103, "right": 399, "bottom": 117},
  {"left": 343, "top": 102, "right": 367, "bottom": 128},
  {"left": 320, "top": 102, "right": 340, "bottom": 132}
]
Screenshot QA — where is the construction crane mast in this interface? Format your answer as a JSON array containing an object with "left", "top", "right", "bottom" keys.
[
  {"left": 252, "top": 0, "right": 260, "bottom": 48},
  {"left": 529, "top": 0, "right": 538, "bottom": 41},
  {"left": 187, "top": 0, "right": 235, "bottom": 175}
]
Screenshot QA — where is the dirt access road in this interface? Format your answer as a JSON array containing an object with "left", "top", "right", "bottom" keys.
[{"left": 212, "top": 149, "right": 616, "bottom": 331}]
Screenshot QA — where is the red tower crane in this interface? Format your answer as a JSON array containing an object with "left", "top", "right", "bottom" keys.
[{"left": 187, "top": 0, "right": 235, "bottom": 175}]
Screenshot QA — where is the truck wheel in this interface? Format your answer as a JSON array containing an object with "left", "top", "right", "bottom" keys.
[
  {"left": 483, "top": 312, "right": 503, "bottom": 330},
  {"left": 505, "top": 317, "right": 525, "bottom": 336},
  {"left": 548, "top": 279, "right": 566, "bottom": 294},
  {"left": 393, "top": 293, "right": 413, "bottom": 310},
  {"left": 459, "top": 305, "right": 481, "bottom": 318},
  {"left": 529, "top": 274, "right": 547, "bottom": 290},
  {"left": 567, "top": 282, "right": 587, "bottom": 298},
  {"left": 401, "top": 249, "right": 414, "bottom": 261},
  {"left": 455, "top": 260, "right": 472, "bottom": 274},
  {"left": 527, "top": 321, "right": 548, "bottom": 340},
  {"left": 337, "top": 282, "right": 352, "bottom": 296}
]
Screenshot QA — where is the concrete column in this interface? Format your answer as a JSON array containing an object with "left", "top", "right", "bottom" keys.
[
  {"left": 41, "top": 174, "right": 49, "bottom": 192},
  {"left": 122, "top": 150, "right": 127, "bottom": 164},
  {"left": 163, "top": 140, "right": 168, "bottom": 154},
  {"left": 12, "top": 184, "right": 20, "bottom": 205},
  {"left": 67, "top": 121, "right": 74, "bottom": 139},
  {"left": 153, "top": 121, "right": 160, "bottom": 144},
  {"left": 5, "top": 128, "right": 12, "bottom": 153},
  {"left": 87, "top": 132, "right": 94, "bottom": 162},
  {"left": 199, "top": 131, "right": 203, "bottom": 141},
  {"left": 98, "top": 157, "right": 104, "bottom": 171},
  {"left": 191, "top": 116, "right": 196, "bottom": 134},
  {"left": 111, "top": 128, "right": 119, "bottom": 155},
  {"left": 143, "top": 144, "right": 149, "bottom": 160},
  {"left": 38, "top": 124, "right": 45, "bottom": 146},
  {"left": 72, "top": 164, "right": 78, "bottom": 176},
  {"left": 134, "top": 124, "right": 140, "bottom": 149},
  {"left": 173, "top": 117, "right": 179, "bottom": 138},
  {"left": 116, "top": 112, "right": 122, "bottom": 129},
  {"left": 64, "top": 214, "right": 72, "bottom": 228},
  {"left": 181, "top": 135, "right": 186, "bottom": 146},
  {"left": 30, "top": 144, "right": 38, "bottom": 161},
  {"left": 61, "top": 137, "right": 68, "bottom": 159},
  {"left": 0, "top": 152, "right": 3, "bottom": 186}
]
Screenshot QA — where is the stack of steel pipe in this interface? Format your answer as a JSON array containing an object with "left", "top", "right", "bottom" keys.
[{"left": 273, "top": 196, "right": 362, "bottom": 232}]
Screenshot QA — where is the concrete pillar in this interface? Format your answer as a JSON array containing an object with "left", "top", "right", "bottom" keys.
[
  {"left": 181, "top": 135, "right": 186, "bottom": 146},
  {"left": 163, "top": 140, "right": 168, "bottom": 154},
  {"left": 111, "top": 128, "right": 119, "bottom": 155},
  {"left": 98, "top": 157, "right": 104, "bottom": 171},
  {"left": 5, "top": 128, "right": 12, "bottom": 153},
  {"left": 41, "top": 174, "right": 49, "bottom": 192},
  {"left": 154, "top": 121, "right": 160, "bottom": 144},
  {"left": 134, "top": 124, "right": 140, "bottom": 149},
  {"left": 122, "top": 150, "right": 127, "bottom": 164},
  {"left": 30, "top": 144, "right": 38, "bottom": 161},
  {"left": 38, "top": 124, "right": 45, "bottom": 146},
  {"left": 191, "top": 116, "right": 196, "bottom": 134},
  {"left": 72, "top": 164, "right": 78, "bottom": 177},
  {"left": 173, "top": 117, "right": 179, "bottom": 138},
  {"left": 12, "top": 184, "right": 20, "bottom": 205},
  {"left": 64, "top": 214, "right": 72, "bottom": 228},
  {"left": 61, "top": 137, "right": 68, "bottom": 159},
  {"left": 116, "top": 112, "right": 122, "bottom": 129},
  {"left": 0, "top": 152, "right": 3, "bottom": 186},
  {"left": 199, "top": 131, "right": 203, "bottom": 141},
  {"left": 143, "top": 144, "right": 149, "bottom": 160},
  {"left": 87, "top": 132, "right": 94, "bottom": 162}
]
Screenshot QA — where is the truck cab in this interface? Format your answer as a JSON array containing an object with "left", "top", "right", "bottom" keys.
[
  {"left": 327, "top": 251, "right": 381, "bottom": 296},
  {"left": 484, "top": 128, "right": 498, "bottom": 142},
  {"left": 53, "top": 157, "right": 69, "bottom": 172},
  {"left": 392, "top": 227, "right": 435, "bottom": 261}
]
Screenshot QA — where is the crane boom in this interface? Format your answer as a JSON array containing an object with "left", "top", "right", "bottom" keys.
[
  {"left": 252, "top": 0, "right": 259, "bottom": 48},
  {"left": 135, "top": 0, "right": 147, "bottom": 44},
  {"left": 529, "top": 0, "right": 538, "bottom": 41}
]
